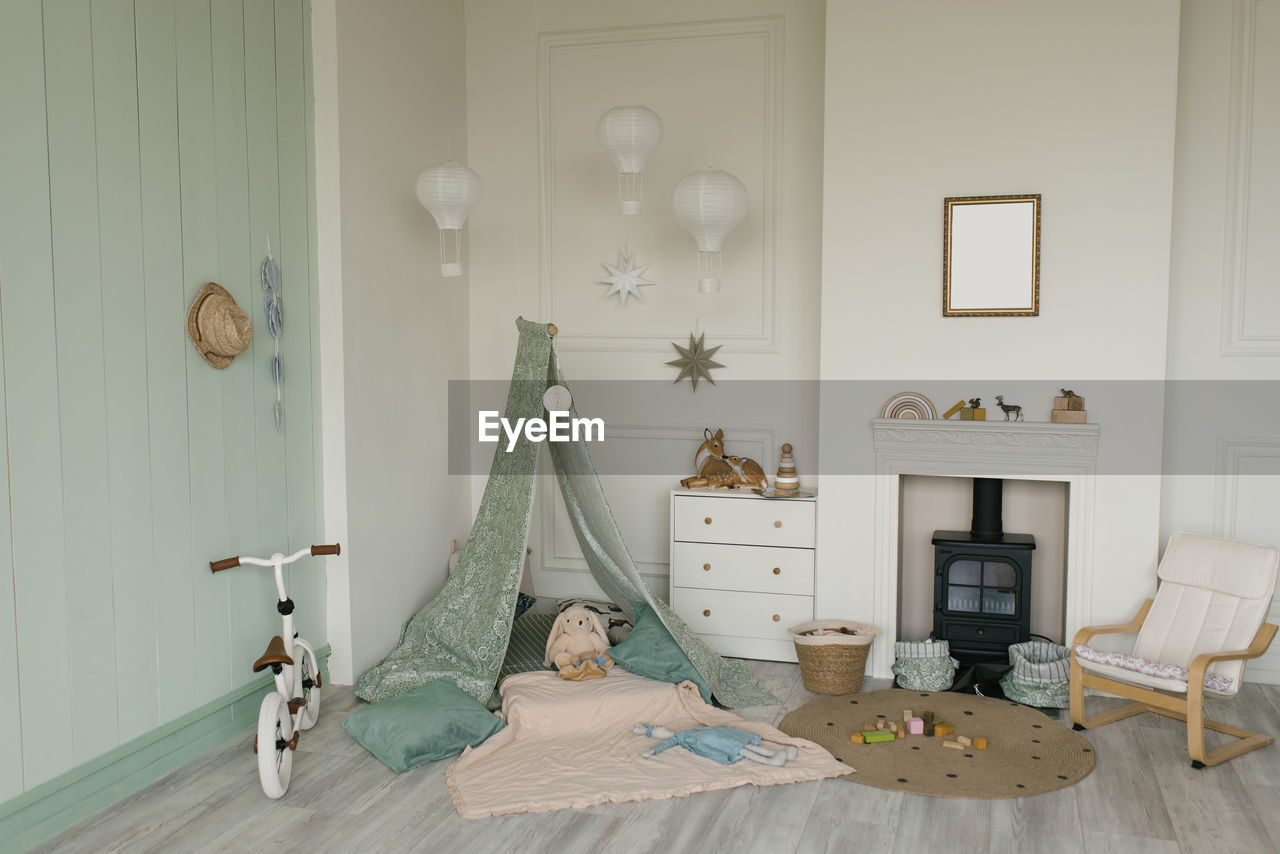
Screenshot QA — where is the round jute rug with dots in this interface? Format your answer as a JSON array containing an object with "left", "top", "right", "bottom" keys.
[{"left": 779, "top": 688, "right": 1094, "bottom": 798}]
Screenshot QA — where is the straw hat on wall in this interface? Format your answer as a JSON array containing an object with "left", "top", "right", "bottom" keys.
[{"left": 187, "top": 282, "right": 252, "bottom": 369}]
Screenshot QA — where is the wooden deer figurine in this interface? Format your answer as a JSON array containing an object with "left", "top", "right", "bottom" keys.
[{"left": 681, "top": 428, "right": 769, "bottom": 489}]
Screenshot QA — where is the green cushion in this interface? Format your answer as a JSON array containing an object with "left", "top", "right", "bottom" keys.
[
  {"left": 608, "top": 603, "right": 712, "bottom": 702},
  {"left": 340, "top": 679, "right": 505, "bottom": 773}
]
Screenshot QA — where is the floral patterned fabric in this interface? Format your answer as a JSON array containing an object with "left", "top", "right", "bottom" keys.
[
  {"left": 1000, "top": 672, "right": 1070, "bottom": 708},
  {"left": 355, "top": 318, "right": 775, "bottom": 709},
  {"left": 1072, "top": 644, "right": 1235, "bottom": 694}
]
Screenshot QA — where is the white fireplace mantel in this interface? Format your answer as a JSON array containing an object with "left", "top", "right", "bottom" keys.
[{"left": 869, "top": 418, "right": 1100, "bottom": 678}]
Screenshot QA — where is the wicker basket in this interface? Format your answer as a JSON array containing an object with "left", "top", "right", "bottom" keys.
[{"left": 788, "top": 620, "right": 878, "bottom": 695}]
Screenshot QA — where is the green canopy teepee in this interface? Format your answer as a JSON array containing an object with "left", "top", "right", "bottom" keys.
[{"left": 353, "top": 318, "right": 775, "bottom": 708}]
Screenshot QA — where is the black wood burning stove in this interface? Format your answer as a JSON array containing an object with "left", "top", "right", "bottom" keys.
[{"left": 932, "top": 478, "right": 1035, "bottom": 663}]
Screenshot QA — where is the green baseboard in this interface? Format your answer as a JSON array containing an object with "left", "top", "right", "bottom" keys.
[{"left": 0, "top": 645, "right": 330, "bottom": 854}]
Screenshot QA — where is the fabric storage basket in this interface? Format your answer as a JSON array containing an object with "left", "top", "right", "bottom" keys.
[
  {"left": 1000, "top": 641, "right": 1071, "bottom": 708},
  {"left": 892, "top": 639, "right": 959, "bottom": 691},
  {"left": 788, "top": 620, "right": 878, "bottom": 695}
]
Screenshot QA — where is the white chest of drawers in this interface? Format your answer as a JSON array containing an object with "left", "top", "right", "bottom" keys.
[{"left": 669, "top": 489, "right": 817, "bottom": 662}]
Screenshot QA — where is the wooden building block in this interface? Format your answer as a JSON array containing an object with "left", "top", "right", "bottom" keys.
[
  {"left": 903, "top": 709, "right": 912, "bottom": 721},
  {"left": 943, "top": 400, "right": 966, "bottom": 419},
  {"left": 934, "top": 723, "right": 954, "bottom": 738},
  {"left": 923, "top": 722, "right": 935, "bottom": 737},
  {"left": 850, "top": 732, "right": 865, "bottom": 744},
  {"left": 1055, "top": 395, "right": 1085, "bottom": 411},
  {"left": 907, "top": 717, "right": 924, "bottom": 735},
  {"left": 956, "top": 735, "right": 971, "bottom": 747},
  {"left": 1051, "top": 409, "right": 1087, "bottom": 424},
  {"left": 1053, "top": 396, "right": 1069, "bottom": 411},
  {"left": 920, "top": 711, "right": 934, "bottom": 723},
  {"left": 960, "top": 408, "right": 974, "bottom": 421},
  {"left": 863, "top": 731, "right": 895, "bottom": 744},
  {"left": 973, "top": 737, "right": 987, "bottom": 750},
  {"left": 971, "top": 408, "right": 986, "bottom": 421},
  {"left": 942, "top": 740, "right": 964, "bottom": 750}
]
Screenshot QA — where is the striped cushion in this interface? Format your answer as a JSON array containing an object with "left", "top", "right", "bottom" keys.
[{"left": 499, "top": 612, "right": 556, "bottom": 680}]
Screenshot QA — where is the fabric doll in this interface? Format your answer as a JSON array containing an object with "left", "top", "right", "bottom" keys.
[
  {"left": 633, "top": 724, "right": 799, "bottom": 766},
  {"left": 545, "top": 606, "right": 614, "bottom": 680}
]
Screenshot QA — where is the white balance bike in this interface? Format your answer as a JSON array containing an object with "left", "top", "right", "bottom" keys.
[{"left": 210, "top": 543, "right": 341, "bottom": 798}]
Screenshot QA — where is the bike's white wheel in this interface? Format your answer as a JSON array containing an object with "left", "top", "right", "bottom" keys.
[
  {"left": 256, "top": 693, "right": 293, "bottom": 799},
  {"left": 295, "top": 640, "right": 321, "bottom": 731}
]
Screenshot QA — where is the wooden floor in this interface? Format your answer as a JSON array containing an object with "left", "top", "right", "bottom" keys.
[{"left": 33, "top": 661, "right": 1280, "bottom": 854}]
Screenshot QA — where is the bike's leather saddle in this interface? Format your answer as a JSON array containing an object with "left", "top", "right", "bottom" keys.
[{"left": 253, "top": 635, "right": 294, "bottom": 672}]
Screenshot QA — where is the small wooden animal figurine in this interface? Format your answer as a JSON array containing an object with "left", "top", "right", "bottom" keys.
[
  {"left": 774, "top": 443, "right": 799, "bottom": 492},
  {"left": 994, "top": 395, "right": 1023, "bottom": 422},
  {"left": 681, "top": 427, "right": 768, "bottom": 490},
  {"left": 1060, "top": 389, "right": 1078, "bottom": 399},
  {"left": 967, "top": 398, "right": 981, "bottom": 409}
]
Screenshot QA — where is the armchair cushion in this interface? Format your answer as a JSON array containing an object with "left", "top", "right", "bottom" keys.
[
  {"left": 1073, "top": 644, "right": 1235, "bottom": 694},
  {"left": 1157, "top": 532, "right": 1278, "bottom": 599},
  {"left": 1128, "top": 532, "right": 1278, "bottom": 696}
]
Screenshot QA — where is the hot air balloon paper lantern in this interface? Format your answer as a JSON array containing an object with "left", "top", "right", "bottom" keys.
[
  {"left": 673, "top": 169, "right": 748, "bottom": 293},
  {"left": 415, "top": 163, "right": 483, "bottom": 277},
  {"left": 597, "top": 105, "right": 664, "bottom": 215}
]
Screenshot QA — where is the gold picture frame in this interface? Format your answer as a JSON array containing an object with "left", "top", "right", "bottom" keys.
[{"left": 943, "top": 194, "right": 1041, "bottom": 317}]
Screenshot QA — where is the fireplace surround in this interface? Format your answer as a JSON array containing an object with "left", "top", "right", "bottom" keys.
[{"left": 870, "top": 418, "right": 1100, "bottom": 679}]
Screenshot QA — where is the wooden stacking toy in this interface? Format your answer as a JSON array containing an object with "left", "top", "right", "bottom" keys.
[
  {"left": 1052, "top": 390, "right": 1087, "bottom": 423},
  {"left": 774, "top": 443, "right": 799, "bottom": 492}
]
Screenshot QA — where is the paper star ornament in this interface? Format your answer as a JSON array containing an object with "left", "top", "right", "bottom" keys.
[
  {"left": 598, "top": 249, "right": 655, "bottom": 305},
  {"left": 667, "top": 331, "right": 725, "bottom": 391}
]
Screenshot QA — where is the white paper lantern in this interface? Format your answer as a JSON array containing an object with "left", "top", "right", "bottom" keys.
[
  {"left": 597, "top": 105, "right": 663, "bottom": 215},
  {"left": 415, "top": 162, "right": 483, "bottom": 277},
  {"left": 673, "top": 169, "right": 748, "bottom": 293}
]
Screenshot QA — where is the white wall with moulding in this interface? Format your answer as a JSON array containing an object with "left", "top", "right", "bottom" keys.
[
  {"left": 464, "top": 0, "right": 826, "bottom": 599},
  {"left": 321, "top": 0, "right": 475, "bottom": 681},
  {"left": 1160, "top": 0, "right": 1280, "bottom": 682},
  {"left": 815, "top": 0, "right": 1182, "bottom": 671}
]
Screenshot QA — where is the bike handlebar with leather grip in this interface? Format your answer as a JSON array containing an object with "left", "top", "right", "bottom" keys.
[
  {"left": 311, "top": 543, "right": 341, "bottom": 557},
  {"left": 210, "top": 557, "right": 241, "bottom": 573}
]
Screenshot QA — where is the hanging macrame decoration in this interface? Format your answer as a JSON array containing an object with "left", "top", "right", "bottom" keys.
[
  {"left": 261, "top": 237, "right": 284, "bottom": 430},
  {"left": 597, "top": 247, "right": 655, "bottom": 306},
  {"left": 667, "top": 330, "right": 724, "bottom": 391}
]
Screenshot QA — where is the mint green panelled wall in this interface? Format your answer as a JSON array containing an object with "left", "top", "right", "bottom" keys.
[{"left": 0, "top": 0, "right": 322, "bottom": 800}]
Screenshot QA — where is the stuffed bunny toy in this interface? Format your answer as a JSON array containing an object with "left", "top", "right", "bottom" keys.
[{"left": 545, "top": 606, "right": 614, "bottom": 680}]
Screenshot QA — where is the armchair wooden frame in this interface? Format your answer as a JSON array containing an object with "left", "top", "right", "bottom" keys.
[{"left": 1069, "top": 598, "right": 1278, "bottom": 768}]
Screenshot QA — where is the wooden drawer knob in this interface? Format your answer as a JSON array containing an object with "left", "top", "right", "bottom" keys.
[
  {"left": 703, "top": 563, "right": 711, "bottom": 571},
  {"left": 773, "top": 567, "right": 781, "bottom": 575},
  {"left": 705, "top": 517, "right": 713, "bottom": 525},
  {"left": 772, "top": 614, "right": 781, "bottom": 622},
  {"left": 774, "top": 520, "right": 782, "bottom": 528},
  {"left": 703, "top": 609, "right": 711, "bottom": 617}
]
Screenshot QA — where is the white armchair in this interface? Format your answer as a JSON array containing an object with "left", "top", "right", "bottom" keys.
[{"left": 1069, "top": 531, "right": 1278, "bottom": 768}]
